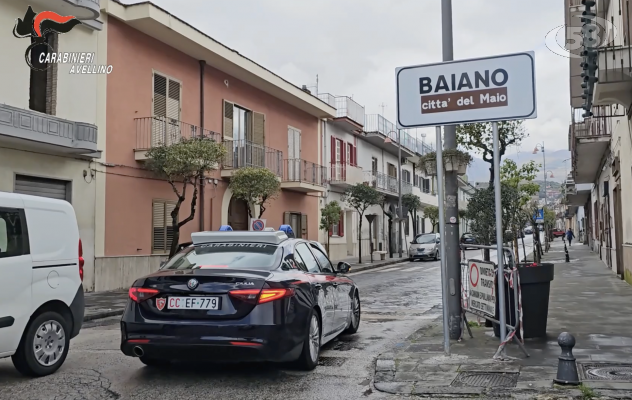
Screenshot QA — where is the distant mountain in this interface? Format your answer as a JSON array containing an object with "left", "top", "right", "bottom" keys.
[{"left": 465, "top": 149, "right": 571, "bottom": 185}]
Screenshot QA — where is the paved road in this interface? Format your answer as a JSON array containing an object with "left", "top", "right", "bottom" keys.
[
  {"left": 0, "top": 239, "right": 539, "bottom": 400},
  {"left": 0, "top": 261, "right": 451, "bottom": 400}
]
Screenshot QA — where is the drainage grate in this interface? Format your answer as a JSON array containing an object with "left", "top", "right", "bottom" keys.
[
  {"left": 578, "top": 363, "right": 632, "bottom": 381},
  {"left": 451, "top": 372, "right": 519, "bottom": 388},
  {"left": 318, "top": 356, "right": 347, "bottom": 367}
]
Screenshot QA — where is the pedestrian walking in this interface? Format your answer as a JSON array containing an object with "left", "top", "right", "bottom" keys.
[{"left": 566, "top": 228, "right": 575, "bottom": 246}]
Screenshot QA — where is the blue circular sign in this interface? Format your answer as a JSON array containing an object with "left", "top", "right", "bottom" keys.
[{"left": 253, "top": 220, "right": 265, "bottom": 231}]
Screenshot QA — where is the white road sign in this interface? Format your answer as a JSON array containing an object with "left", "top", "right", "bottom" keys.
[
  {"left": 396, "top": 52, "right": 537, "bottom": 128},
  {"left": 467, "top": 260, "right": 496, "bottom": 318}
]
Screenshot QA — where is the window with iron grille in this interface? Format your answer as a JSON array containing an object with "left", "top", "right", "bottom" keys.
[{"left": 29, "top": 33, "right": 58, "bottom": 114}]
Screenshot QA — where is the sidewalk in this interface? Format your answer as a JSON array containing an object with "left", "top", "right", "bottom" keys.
[{"left": 374, "top": 240, "right": 632, "bottom": 399}]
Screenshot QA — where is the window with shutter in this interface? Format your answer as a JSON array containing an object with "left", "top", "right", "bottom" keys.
[
  {"left": 338, "top": 211, "right": 344, "bottom": 237},
  {"left": 253, "top": 112, "right": 266, "bottom": 167},
  {"left": 152, "top": 72, "right": 181, "bottom": 147},
  {"left": 330, "top": 136, "right": 337, "bottom": 180},
  {"left": 346, "top": 143, "right": 351, "bottom": 165},
  {"left": 152, "top": 200, "right": 177, "bottom": 253},
  {"left": 301, "top": 214, "right": 308, "bottom": 239}
]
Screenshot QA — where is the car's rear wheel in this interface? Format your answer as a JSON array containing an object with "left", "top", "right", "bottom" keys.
[
  {"left": 344, "top": 292, "right": 361, "bottom": 334},
  {"left": 12, "top": 311, "right": 70, "bottom": 377},
  {"left": 295, "top": 310, "right": 320, "bottom": 371},
  {"left": 139, "top": 356, "right": 171, "bottom": 368}
]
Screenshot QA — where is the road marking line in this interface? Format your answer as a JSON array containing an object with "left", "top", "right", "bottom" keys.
[
  {"left": 377, "top": 267, "right": 402, "bottom": 273},
  {"left": 401, "top": 266, "right": 422, "bottom": 272},
  {"left": 348, "top": 263, "right": 409, "bottom": 275},
  {"left": 426, "top": 266, "right": 439, "bottom": 272}
]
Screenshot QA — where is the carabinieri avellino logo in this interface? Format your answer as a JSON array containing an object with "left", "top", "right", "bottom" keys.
[{"left": 13, "top": 6, "right": 113, "bottom": 74}]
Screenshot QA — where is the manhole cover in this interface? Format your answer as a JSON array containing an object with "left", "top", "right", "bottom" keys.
[
  {"left": 318, "top": 356, "right": 347, "bottom": 367},
  {"left": 451, "top": 372, "right": 519, "bottom": 388},
  {"left": 579, "top": 363, "right": 632, "bottom": 381}
]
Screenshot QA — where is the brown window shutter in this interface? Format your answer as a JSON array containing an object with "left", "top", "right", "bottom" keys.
[
  {"left": 152, "top": 201, "right": 166, "bottom": 253},
  {"left": 165, "top": 201, "right": 177, "bottom": 251},
  {"left": 252, "top": 112, "right": 265, "bottom": 145},
  {"left": 223, "top": 100, "right": 234, "bottom": 140},
  {"left": 153, "top": 74, "right": 167, "bottom": 117},
  {"left": 338, "top": 211, "right": 344, "bottom": 237},
  {"left": 301, "top": 214, "right": 308, "bottom": 239},
  {"left": 283, "top": 212, "right": 291, "bottom": 226}
]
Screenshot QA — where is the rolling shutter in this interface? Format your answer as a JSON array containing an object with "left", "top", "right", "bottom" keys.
[
  {"left": 15, "top": 175, "right": 67, "bottom": 201},
  {"left": 252, "top": 112, "right": 265, "bottom": 145},
  {"left": 152, "top": 200, "right": 176, "bottom": 254},
  {"left": 283, "top": 212, "right": 291, "bottom": 226}
]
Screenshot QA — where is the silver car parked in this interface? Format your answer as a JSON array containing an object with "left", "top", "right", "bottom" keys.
[{"left": 409, "top": 233, "right": 441, "bottom": 261}]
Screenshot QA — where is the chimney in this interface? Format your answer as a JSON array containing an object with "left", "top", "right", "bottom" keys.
[{"left": 301, "top": 85, "right": 311, "bottom": 94}]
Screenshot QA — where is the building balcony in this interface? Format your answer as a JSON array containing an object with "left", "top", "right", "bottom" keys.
[
  {"left": 317, "top": 93, "right": 365, "bottom": 132},
  {"left": 363, "top": 114, "right": 416, "bottom": 158},
  {"left": 329, "top": 162, "right": 365, "bottom": 189},
  {"left": 134, "top": 117, "right": 221, "bottom": 161},
  {"left": 280, "top": 159, "right": 327, "bottom": 193},
  {"left": 412, "top": 185, "right": 438, "bottom": 207},
  {"left": 0, "top": 103, "right": 99, "bottom": 158},
  {"left": 569, "top": 107, "right": 612, "bottom": 184},
  {"left": 593, "top": 46, "right": 632, "bottom": 106},
  {"left": 364, "top": 171, "right": 413, "bottom": 197},
  {"left": 30, "top": 0, "right": 100, "bottom": 20},
  {"left": 221, "top": 139, "right": 283, "bottom": 179}
]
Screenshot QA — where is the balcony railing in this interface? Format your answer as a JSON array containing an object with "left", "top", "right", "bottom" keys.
[
  {"left": 366, "top": 171, "right": 413, "bottom": 195},
  {"left": 317, "top": 93, "right": 336, "bottom": 108},
  {"left": 222, "top": 139, "right": 283, "bottom": 177},
  {"left": 135, "top": 117, "right": 220, "bottom": 150},
  {"left": 334, "top": 97, "right": 365, "bottom": 126},
  {"left": 283, "top": 159, "right": 327, "bottom": 187},
  {"left": 330, "top": 162, "right": 365, "bottom": 186},
  {"left": 570, "top": 106, "right": 613, "bottom": 140},
  {"left": 364, "top": 114, "right": 420, "bottom": 154}
]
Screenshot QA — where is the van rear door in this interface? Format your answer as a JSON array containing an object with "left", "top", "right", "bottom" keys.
[{"left": 0, "top": 199, "right": 33, "bottom": 356}]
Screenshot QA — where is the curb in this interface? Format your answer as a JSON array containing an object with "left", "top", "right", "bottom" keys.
[{"left": 83, "top": 308, "right": 125, "bottom": 322}]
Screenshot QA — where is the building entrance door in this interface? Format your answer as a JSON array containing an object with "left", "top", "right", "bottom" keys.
[{"left": 228, "top": 197, "right": 249, "bottom": 231}]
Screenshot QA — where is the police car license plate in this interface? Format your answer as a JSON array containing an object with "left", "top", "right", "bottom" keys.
[{"left": 167, "top": 297, "right": 220, "bottom": 310}]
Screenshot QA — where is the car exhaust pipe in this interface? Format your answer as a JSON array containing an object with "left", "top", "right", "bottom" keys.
[{"left": 132, "top": 346, "right": 144, "bottom": 357}]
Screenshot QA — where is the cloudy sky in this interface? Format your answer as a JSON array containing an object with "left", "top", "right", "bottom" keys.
[{"left": 123, "top": 0, "right": 571, "bottom": 158}]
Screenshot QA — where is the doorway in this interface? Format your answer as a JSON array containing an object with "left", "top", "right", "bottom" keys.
[
  {"left": 614, "top": 184, "right": 624, "bottom": 278},
  {"left": 228, "top": 196, "right": 249, "bottom": 231}
]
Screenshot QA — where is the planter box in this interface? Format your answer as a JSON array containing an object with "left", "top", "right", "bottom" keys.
[
  {"left": 445, "top": 160, "right": 468, "bottom": 175},
  {"left": 424, "top": 160, "right": 437, "bottom": 176}
]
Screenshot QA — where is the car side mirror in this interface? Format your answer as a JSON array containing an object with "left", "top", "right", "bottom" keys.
[
  {"left": 159, "top": 260, "right": 167, "bottom": 268},
  {"left": 436, "top": 239, "right": 440, "bottom": 244},
  {"left": 337, "top": 262, "right": 351, "bottom": 274}
]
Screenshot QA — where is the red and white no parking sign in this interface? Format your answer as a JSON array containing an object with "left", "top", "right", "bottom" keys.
[{"left": 469, "top": 263, "right": 479, "bottom": 288}]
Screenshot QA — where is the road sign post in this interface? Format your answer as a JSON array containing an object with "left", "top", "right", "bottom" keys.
[{"left": 396, "top": 49, "right": 537, "bottom": 355}]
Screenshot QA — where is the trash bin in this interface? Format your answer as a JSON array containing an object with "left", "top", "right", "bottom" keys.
[{"left": 493, "top": 263, "right": 555, "bottom": 339}]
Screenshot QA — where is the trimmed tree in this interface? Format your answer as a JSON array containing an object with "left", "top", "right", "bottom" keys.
[
  {"left": 229, "top": 167, "right": 281, "bottom": 218},
  {"left": 402, "top": 193, "right": 423, "bottom": 237},
  {"left": 342, "top": 183, "right": 384, "bottom": 263},
  {"left": 456, "top": 120, "right": 528, "bottom": 186},
  {"left": 320, "top": 201, "right": 342, "bottom": 255},
  {"left": 145, "top": 137, "right": 226, "bottom": 257},
  {"left": 423, "top": 205, "right": 440, "bottom": 233}
]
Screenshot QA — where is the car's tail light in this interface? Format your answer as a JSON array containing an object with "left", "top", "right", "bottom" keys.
[
  {"left": 229, "top": 288, "right": 294, "bottom": 304},
  {"left": 129, "top": 287, "right": 160, "bottom": 303},
  {"left": 78, "top": 239, "right": 84, "bottom": 282}
]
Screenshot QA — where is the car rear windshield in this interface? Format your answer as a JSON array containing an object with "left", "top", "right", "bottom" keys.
[
  {"left": 161, "top": 243, "right": 283, "bottom": 271},
  {"left": 414, "top": 234, "right": 436, "bottom": 244}
]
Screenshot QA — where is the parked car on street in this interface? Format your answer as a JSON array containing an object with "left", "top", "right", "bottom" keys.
[
  {"left": 460, "top": 233, "right": 478, "bottom": 250},
  {"left": 0, "top": 192, "right": 85, "bottom": 377},
  {"left": 524, "top": 227, "right": 533, "bottom": 235},
  {"left": 120, "top": 226, "right": 360, "bottom": 371},
  {"left": 409, "top": 233, "right": 440, "bottom": 261},
  {"left": 552, "top": 229, "right": 565, "bottom": 238}
]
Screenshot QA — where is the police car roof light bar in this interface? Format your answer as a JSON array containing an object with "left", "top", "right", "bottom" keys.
[
  {"left": 192, "top": 230, "right": 289, "bottom": 245},
  {"left": 279, "top": 225, "right": 295, "bottom": 238}
]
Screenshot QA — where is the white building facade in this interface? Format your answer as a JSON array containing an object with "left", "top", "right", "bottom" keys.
[
  {"left": 317, "top": 95, "right": 438, "bottom": 261},
  {"left": 0, "top": 0, "right": 105, "bottom": 290}
]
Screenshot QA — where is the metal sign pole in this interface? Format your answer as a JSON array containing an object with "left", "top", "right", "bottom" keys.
[
  {"left": 436, "top": 125, "right": 450, "bottom": 356},
  {"left": 492, "top": 121, "right": 507, "bottom": 349}
]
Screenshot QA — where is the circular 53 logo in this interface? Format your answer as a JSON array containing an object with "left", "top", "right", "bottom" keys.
[{"left": 545, "top": 15, "right": 618, "bottom": 59}]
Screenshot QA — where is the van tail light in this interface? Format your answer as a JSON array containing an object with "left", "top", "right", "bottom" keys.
[
  {"left": 78, "top": 239, "right": 84, "bottom": 282},
  {"left": 129, "top": 287, "right": 160, "bottom": 303},
  {"left": 229, "top": 288, "right": 294, "bottom": 304}
]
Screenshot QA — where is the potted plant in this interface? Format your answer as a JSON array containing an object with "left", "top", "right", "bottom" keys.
[
  {"left": 443, "top": 149, "right": 473, "bottom": 175},
  {"left": 419, "top": 151, "right": 438, "bottom": 176}
]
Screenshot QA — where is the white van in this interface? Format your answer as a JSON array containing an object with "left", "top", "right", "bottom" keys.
[{"left": 0, "top": 192, "right": 84, "bottom": 376}]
